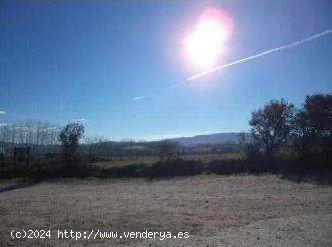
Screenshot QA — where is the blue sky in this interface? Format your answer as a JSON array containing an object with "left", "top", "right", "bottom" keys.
[{"left": 1, "top": 0, "right": 332, "bottom": 140}]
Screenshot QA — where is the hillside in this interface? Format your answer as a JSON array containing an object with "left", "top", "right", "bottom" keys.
[{"left": 171, "top": 132, "right": 250, "bottom": 147}]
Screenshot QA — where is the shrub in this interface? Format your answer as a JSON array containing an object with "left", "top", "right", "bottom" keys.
[
  {"left": 146, "top": 159, "right": 204, "bottom": 178},
  {"left": 28, "top": 158, "right": 64, "bottom": 179},
  {"left": 207, "top": 159, "right": 245, "bottom": 174},
  {"left": 155, "top": 140, "right": 180, "bottom": 160}
]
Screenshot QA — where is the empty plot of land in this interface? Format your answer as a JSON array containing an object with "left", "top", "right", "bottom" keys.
[{"left": 0, "top": 175, "right": 331, "bottom": 246}]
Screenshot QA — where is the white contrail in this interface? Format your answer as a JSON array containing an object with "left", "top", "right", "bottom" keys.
[
  {"left": 131, "top": 96, "right": 146, "bottom": 101},
  {"left": 186, "top": 29, "right": 332, "bottom": 81}
]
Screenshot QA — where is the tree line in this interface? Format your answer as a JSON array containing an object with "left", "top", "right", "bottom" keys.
[
  {"left": 246, "top": 93, "right": 332, "bottom": 163},
  {"left": 0, "top": 121, "right": 61, "bottom": 155},
  {"left": 1, "top": 93, "right": 331, "bottom": 164}
]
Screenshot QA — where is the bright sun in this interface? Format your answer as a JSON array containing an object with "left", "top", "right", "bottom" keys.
[{"left": 184, "top": 8, "right": 233, "bottom": 69}]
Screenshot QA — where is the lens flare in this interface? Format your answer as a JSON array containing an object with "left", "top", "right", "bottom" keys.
[{"left": 184, "top": 8, "right": 233, "bottom": 69}]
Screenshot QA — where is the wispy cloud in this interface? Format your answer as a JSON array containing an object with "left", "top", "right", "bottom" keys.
[
  {"left": 44, "top": 126, "right": 59, "bottom": 131},
  {"left": 171, "top": 83, "right": 182, "bottom": 89},
  {"left": 131, "top": 96, "right": 146, "bottom": 102},
  {"left": 187, "top": 29, "right": 332, "bottom": 81},
  {"left": 0, "top": 110, "right": 6, "bottom": 115},
  {"left": 71, "top": 118, "right": 86, "bottom": 123}
]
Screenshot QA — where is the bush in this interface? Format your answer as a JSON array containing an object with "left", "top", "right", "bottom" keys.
[
  {"left": 26, "top": 156, "right": 90, "bottom": 179},
  {"left": 244, "top": 143, "right": 262, "bottom": 162},
  {"left": 93, "top": 159, "right": 205, "bottom": 178},
  {"left": 146, "top": 159, "right": 204, "bottom": 178},
  {"left": 207, "top": 159, "right": 246, "bottom": 174},
  {"left": 105, "top": 164, "right": 147, "bottom": 178},
  {"left": 28, "top": 158, "right": 64, "bottom": 179}
]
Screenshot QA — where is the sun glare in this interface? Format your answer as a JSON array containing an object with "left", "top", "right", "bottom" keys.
[{"left": 184, "top": 8, "right": 233, "bottom": 69}]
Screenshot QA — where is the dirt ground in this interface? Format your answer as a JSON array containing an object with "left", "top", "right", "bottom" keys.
[{"left": 0, "top": 175, "right": 331, "bottom": 246}]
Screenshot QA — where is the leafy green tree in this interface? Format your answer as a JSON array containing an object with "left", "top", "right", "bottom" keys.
[
  {"left": 291, "top": 109, "right": 316, "bottom": 155},
  {"left": 291, "top": 94, "right": 332, "bottom": 160},
  {"left": 249, "top": 99, "right": 294, "bottom": 156},
  {"left": 305, "top": 94, "right": 332, "bottom": 133}
]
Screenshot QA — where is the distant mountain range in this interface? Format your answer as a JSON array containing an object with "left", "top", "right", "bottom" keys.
[{"left": 170, "top": 132, "right": 250, "bottom": 147}]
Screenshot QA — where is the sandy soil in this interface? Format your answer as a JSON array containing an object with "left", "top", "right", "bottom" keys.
[{"left": 0, "top": 175, "right": 331, "bottom": 246}]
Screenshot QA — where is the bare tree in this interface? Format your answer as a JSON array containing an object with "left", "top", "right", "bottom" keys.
[{"left": 0, "top": 121, "right": 61, "bottom": 156}]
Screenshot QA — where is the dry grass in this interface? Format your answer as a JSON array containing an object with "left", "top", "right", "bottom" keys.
[{"left": 0, "top": 175, "right": 331, "bottom": 246}]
